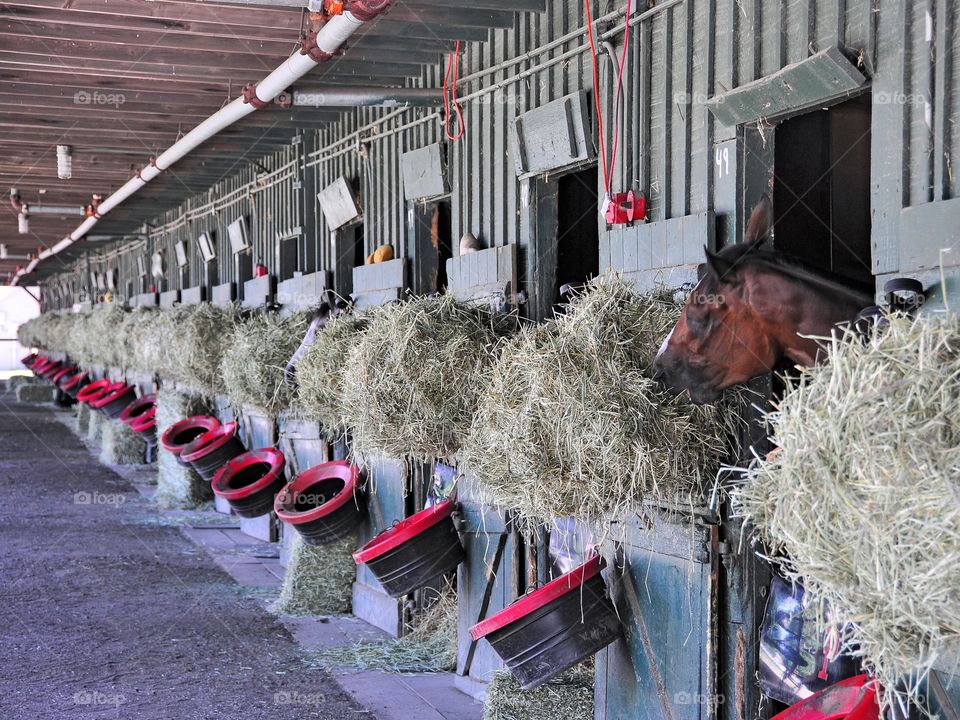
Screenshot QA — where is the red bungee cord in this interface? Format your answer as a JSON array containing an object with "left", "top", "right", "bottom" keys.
[{"left": 443, "top": 40, "right": 464, "bottom": 141}]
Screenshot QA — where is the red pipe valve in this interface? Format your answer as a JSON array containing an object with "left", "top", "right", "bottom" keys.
[{"left": 604, "top": 190, "right": 646, "bottom": 226}]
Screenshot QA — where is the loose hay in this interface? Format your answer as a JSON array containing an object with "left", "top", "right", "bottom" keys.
[
  {"left": 154, "top": 389, "right": 212, "bottom": 508},
  {"left": 312, "top": 582, "right": 457, "bottom": 673},
  {"left": 734, "top": 313, "right": 960, "bottom": 710},
  {"left": 341, "top": 295, "right": 513, "bottom": 459},
  {"left": 483, "top": 666, "right": 594, "bottom": 720},
  {"left": 295, "top": 314, "right": 368, "bottom": 437},
  {"left": 143, "top": 304, "right": 240, "bottom": 394},
  {"left": 270, "top": 532, "right": 356, "bottom": 616},
  {"left": 15, "top": 382, "right": 56, "bottom": 403},
  {"left": 86, "top": 409, "right": 104, "bottom": 443},
  {"left": 75, "top": 403, "right": 91, "bottom": 435},
  {"left": 99, "top": 419, "right": 146, "bottom": 465},
  {"left": 6, "top": 374, "right": 37, "bottom": 392},
  {"left": 220, "top": 310, "right": 312, "bottom": 415},
  {"left": 114, "top": 307, "right": 160, "bottom": 373},
  {"left": 462, "top": 277, "right": 735, "bottom": 528}
]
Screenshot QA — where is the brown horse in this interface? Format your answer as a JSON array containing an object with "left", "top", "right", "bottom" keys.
[{"left": 653, "top": 197, "right": 873, "bottom": 404}]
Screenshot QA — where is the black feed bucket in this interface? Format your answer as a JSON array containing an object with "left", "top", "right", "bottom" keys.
[
  {"left": 181, "top": 421, "right": 246, "bottom": 482},
  {"left": 211, "top": 448, "right": 286, "bottom": 518},
  {"left": 59, "top": 370, "right": 90, "bottom": 399},
  {"left": 274, "top": 460, "right": 365, "bottom": 546},
  {"left": 160, "top": 416, "right": 220, "bottom": 465},
  {"left": 470, "top": 555, "right": 622, "bottom": 690},
  {"left": 119, "top": 394, "right": 156, "bottom": 427},
  {"left": 353, "top": 499, "right": 465, "bottom": 598}
]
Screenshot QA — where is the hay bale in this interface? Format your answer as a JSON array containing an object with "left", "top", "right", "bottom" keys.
[
  {"left": 141, "top": 304, "right": 240, "bottom": 394},
  {"left": 6, "top": 374, "right": 35, "bottom": 392},
  {"left": 483, "top": 667, "right": 594, "bottom": 720},
  {"left": 86, "top": 410, "right": 104, "bottom": 442},
  {"left": 114, "top": 307, "right": 159, "bottom": 373},
  {"left": 734, "top": 313, "right": 960, "bottom": 708},
  {"left": 295, "top": 314, "right": 368, "bottom": 438},
  {"left": 313, "top": 582, "right": 457, "bottom": 673},
  {"left": 221, "top": 310, "right": 312, "bottom": 415},
  {"left": 340, "top": 295, "right": 513, "bottom": 460},
  {"left": 15, "top": 382, "right": 56, "bottom": 403},
  {"left": 69, "top": 303, "right": 127, "bottom": 367},
  {"left": 75, "top": 403, "right": 91, "bottom": 435},
  {"left": 270, "top": 532, "right": 356, "bottom": 616},
  {"left": 154, "top": 389, "right": 212, "bottom": 508},
  {"left": 99, "top": 419, "right": 146, "bottom": 465},
  {"left": 462, "top": 277, "right": 734, "bottom": 528}
]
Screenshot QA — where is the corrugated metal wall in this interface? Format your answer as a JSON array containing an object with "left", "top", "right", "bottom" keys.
[{"left": 44, "top": 0, "right": 958, "bottom": 310}]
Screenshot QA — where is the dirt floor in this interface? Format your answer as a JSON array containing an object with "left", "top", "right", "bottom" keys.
[{"left": 0, "top": 393, "right": 373, "bottom": 720}]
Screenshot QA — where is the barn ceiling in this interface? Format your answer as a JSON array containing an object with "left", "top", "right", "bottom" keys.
[{"left": 0, "top": 0, "right": 546, "bottom": 281}]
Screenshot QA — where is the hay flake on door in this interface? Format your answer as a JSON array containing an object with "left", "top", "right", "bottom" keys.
[
  {"left": 483, "top": 666, "right": 594, "bottom": 720},
  {"left": 270, "top": 532, "right": 356, "bottom": 616},
  {"left": 462, "top": 277, "right": 734, "bottom": 528},
  {"left": 220, "top": 310, "right": 312, "bottom": 415},
  {"left": 154, "top": 389, "right": 212, "bottom": 508},
  {"left": 99, "top": 419, "right": 146, "bottom": 465},
  {"left": 295, "top": 314, "right": 368, "bottom": 437},
  {"left": 735, "top": 313, "right": 960, "bottom": 708},
  {"left": 340, "top": 295, "right": 514, "bottom": 460}
]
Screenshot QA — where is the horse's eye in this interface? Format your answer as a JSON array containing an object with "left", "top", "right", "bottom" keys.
[{"left": 686, "top": 310, "right": 709, "bottom": 334}]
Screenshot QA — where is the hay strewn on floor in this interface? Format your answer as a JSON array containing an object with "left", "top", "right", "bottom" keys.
[
  {"left": 340, "top": 295, "right": 514, "bottom": 460},
  {"left": 220, "top": 310, "right": 312, "bottom": 415},
  {"left": 462, "top": 277, "right": 735, "bottom": 527},
  {"left": 270, "top": 532, "right": 356, "bottom": 616},
  {"left": 312, "top": 583, "right": 457, "bottom": 673},
  {"left": 734, "top": 313, "right": 960, "bottom": 710},
  {"left": 15, "top": 382, "right": 55, "bottom": 403},
  {"left": 154, "top": 389, "right": 212, "bottom": 508},
  {"left": 483, "top": 667, "right": 594, "bottom": 720},
  {"left": 99, "top": 419, "right": 146, "bottom": 465},
  {"left": 295, "top": 315, "right": 368, "bottom": 437}
]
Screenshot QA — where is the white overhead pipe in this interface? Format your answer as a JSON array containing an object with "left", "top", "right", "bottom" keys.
[{"left": 10, "top": 2, "right": 391, "bottom": 286}]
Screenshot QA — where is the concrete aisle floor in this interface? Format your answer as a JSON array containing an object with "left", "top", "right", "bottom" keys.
[{"left": 0, "top": 392, "right": 482, "bottom": 720}]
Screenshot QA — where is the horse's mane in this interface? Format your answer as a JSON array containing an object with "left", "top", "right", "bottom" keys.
[{"left": 705, "top": 242, "right": 874, "bottom": 306}]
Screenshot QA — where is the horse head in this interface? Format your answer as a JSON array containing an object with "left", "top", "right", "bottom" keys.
[{"left": 653, "top": 196, "right": 871, "bottom": 404}]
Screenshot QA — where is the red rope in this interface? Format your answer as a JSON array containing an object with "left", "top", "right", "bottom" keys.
[
  {"left": 584, "top": 0, "right": 608, "bottom": 191},
  {"left": 606, "top": 0, "right": 631, "bottom": 195},
  {"left": 443, "top": 40, "right": 464, "bottom": 141}
]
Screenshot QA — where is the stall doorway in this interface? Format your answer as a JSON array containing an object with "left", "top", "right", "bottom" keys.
[
  {"left": 554, "top": 166, "right": 600, "bottom": 304},
  {"left": 772, "top": 93, "right": 872, "bottom": 288}
]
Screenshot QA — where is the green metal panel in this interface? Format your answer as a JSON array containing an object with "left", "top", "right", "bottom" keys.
[
  {"left": 705, "top": 47, "right": 866, "bottom": 127},
  {"left": 596, "top": 516, "right": 714, "bottom": 720}
]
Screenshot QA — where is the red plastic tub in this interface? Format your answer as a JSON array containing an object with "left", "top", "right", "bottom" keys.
[
  {"left": 353, "top": 499, "right": 465, "bottom": 597},
  {"left": 211, "top": 448, "right": 286, "bottom": 518},
  {"left": 470, "top": 555, "right": 622, "bottom": 689},
  {"left": 50, "top": 366, "right": 73, "bottom": 385},
  {"left": 21, "top": 353, "right": 38, "bottom": 367},
  {"left": 130, "top": 414, "right": 158, "bottom": 446},
  {"left": 59, "top": 370, "right": 90, "bottom": 398},
  {"left": 160, "top": 416, "right": 220, "bottom": 464},
  {"left": 89, "top": 383, "right": 136, "bottom": 419},
  {"left": 76, "top": 379, "right": 113, "bottom": 405},
  {"left": 771, "top": 675, "right": 879, "bottom": 720},
  {"left": 274, "top": 460, "right": 365, "bottom": 546},
  {"left": 39, "top": 360, "right": 64, "bottom": 380},
  {"left": 182, "top": 422, "right": 246, "bottom": 483},
  {"left": 119, "top": 394, "right": 156, "bottom": 426}
]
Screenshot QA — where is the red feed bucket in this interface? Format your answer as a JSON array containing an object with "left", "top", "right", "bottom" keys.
[
  {"left": 39, "top": 360, "right": 63, "bottom": 380},
  {"left": 119, "top": 394, "right": 156, "bottom": 427},
  {"left": 160, "top": 416, "right": 220, "bottom": 464},
  {"left": 50, "top": 366, "right": 73, "bottom": 385},
  {"left": 771, "top": 675, "right": 880, "bottom": 720},
  {"left": 469, "top": 555, "right": 622, "bottom": 690},
  {"left": 59, "top": 370, "right": 90, "bottom": 398},
  {"left": 31, "top": 356, "right": 50, "bottom": 372},
  {"left": 76, "top": 379, "right": 113, "bottom": 405},
  {"left": 181, "top": 422, "right": 246, "bottom": 483},
  {"left": 274, "top": 460, "right": 366, "bottom": 546},
  {"left": 211, "top": 448, "right": 286, "bottom": 518},
  {"left": 353, "top": 499, "right": 465, "bottom": 597},
  {"left": 130, "top": 414, "right": 158, "bottom": 446},
  {"left": 21, "top": 353, "right": 38, "bottom": 367},
  {"left": 89, "top": 383, "right": 136, "bottom": 419}
]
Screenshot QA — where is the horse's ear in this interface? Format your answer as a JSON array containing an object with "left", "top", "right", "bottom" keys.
[
  {"left": 744, "top": 194, "right": 772, "bottom": 247},
  {"left": 704, "top": 246, "right": 738, "bottom": 282}
]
